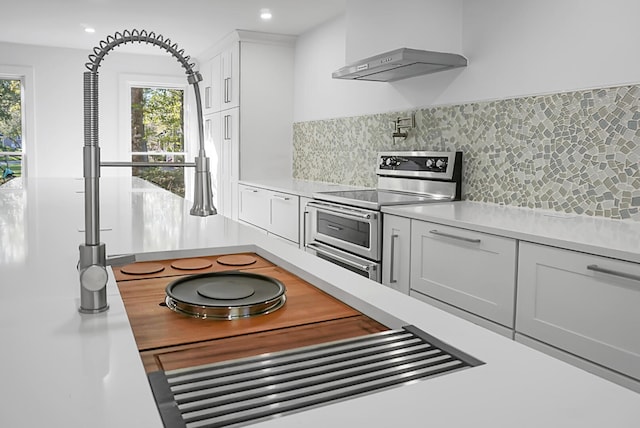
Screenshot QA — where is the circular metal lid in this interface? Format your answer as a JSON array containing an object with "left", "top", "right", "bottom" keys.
[{"left": 165, "top": 271, "right": 286, "bottom": 320}]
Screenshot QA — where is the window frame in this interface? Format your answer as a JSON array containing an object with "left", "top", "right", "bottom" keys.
[{"left": 0, "top": 65, "right": 35, "bottom": 178}]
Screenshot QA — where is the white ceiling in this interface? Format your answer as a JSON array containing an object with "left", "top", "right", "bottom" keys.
[{"left": 0, "top": 0, "right": 346, "bottom": 56}]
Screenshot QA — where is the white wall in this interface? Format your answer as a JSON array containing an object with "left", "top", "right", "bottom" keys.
[
  {"left": 0, "top": 41, "right": 188, "bottom": 178},
  {"left": 293, "top": 0, "right": 640, "bottom": 122},
  {"left": 345, "top": 0, "right": 463, "bottom": 63}
]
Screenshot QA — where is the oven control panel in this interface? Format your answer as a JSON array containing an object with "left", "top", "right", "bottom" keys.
[
  {"left": 376, "top": 151, "right": 461, "bottom": 181},
  {"left": 379, "top": 155, "right": 449, "bottom": 172}
]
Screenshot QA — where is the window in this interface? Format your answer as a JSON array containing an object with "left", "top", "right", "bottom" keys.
[
  {"left": 130, "top": 86, "right": 186, "bottom": 197},
  {"left": 0, "top": 78, "right": 23, "bottom": 184}
]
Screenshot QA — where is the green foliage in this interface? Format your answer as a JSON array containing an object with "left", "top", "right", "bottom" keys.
[
  {"left": 133, "top": 87, "right": 184, "bottom": 152},
  {"left": 0, "top": 79, "right": 22, "bottom": 149},
  {"left": 131, "top": 87, "right": 185, "bottom": 197},
  {"left": 137, "top": 166, "right": 185, "bottom": 198}
]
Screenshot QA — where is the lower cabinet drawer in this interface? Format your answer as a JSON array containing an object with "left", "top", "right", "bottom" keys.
[
  {"left": 410, "top": 220, "right": 517, "bottom": 328},
  {"left": 516, "top": 242, "right": 640, "bottom": 381}
]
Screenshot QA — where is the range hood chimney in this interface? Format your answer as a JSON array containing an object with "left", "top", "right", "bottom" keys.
[{"left": 332, "top": 48, "right": 467, "bottom": 82}]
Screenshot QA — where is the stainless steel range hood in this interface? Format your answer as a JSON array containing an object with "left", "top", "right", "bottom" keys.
[{"left": 333, "top": 48, "right": 467, "bottom": 82}]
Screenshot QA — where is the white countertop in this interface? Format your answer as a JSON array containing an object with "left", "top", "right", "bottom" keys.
[
  {"left": 382, "top": 201, "right": 640, "bottom": 263},
  {"left": 1, "top": 177, "right": 639, "bottom": 428},
  {"left": 239, "top": 177, "right": 368, "bottom": 198}
]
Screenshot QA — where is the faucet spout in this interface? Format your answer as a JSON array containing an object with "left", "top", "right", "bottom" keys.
[{"left": 78, "top": 30, "right": 217, "bottom": 314}]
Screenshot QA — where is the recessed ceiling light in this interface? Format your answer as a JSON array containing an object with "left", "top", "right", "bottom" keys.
[
  {"left": 260, "top": 8, "right": 272, "bottom": 20},
  {"left": 84, "top": 27, "right": 96, "bottom": 34}
]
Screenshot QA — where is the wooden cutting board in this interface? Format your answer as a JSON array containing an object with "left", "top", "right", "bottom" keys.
[
  {"left": 118, "top": 265, "right": 387, "bottom": 350},
  {"left": 140, "top": 315, "right": 388, "bottom": 372},
  {"left": 116, "top": 253, "right": 389, "bottom": 372}
]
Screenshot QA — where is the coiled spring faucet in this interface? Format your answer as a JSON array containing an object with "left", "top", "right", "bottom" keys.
[{"left": 78, "top": 30, "right": 217, "bottom": 314}]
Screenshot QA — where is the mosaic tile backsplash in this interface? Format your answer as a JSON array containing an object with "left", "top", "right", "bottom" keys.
[{"left": 293, "top": 85, "right": 640, "bottom": 221}]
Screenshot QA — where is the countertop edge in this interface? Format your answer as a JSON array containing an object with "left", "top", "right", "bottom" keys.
[{"left": 382, "top": 201, "right": 640, "bottom": 264}]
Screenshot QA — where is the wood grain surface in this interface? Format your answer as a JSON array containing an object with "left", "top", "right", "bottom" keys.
[
  {"left": 140, "top": 315, "right": 388, "bottom": 372},
  {"left": 116, "top": 253, "right": 390, "bottom": 373},
  {"left": 113, "top": 253, "right": 273, "bottom": 282}
]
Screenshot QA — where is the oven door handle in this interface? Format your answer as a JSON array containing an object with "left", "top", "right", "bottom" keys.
[
  {"left": 307, "top": 242, "right": 373, "bottom": 273},
  {"left": 307, "top": 201, "right": 374, "bottom": 220}
]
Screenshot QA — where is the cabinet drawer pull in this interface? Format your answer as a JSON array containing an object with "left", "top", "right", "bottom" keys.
[
  {"left": 429, "top": 229, "right": 481, "bottom": 244},
  {"left": 272, "top": 195, "right": 290, "bottom": 201},
  {"left": 307, "top": 243, "right": 372, "bottom": 272},
  {"left": 224, "top": 114, "right": 231, "bottom": 140},
  {"left": 204, "top": 86, "right": 211, "bottom": 109},
  {"left": 586, "top": 264, "right": 640, "bottom": 282},
  {"left": 389, "top": 233, "right": 399, "bottom": 284}
]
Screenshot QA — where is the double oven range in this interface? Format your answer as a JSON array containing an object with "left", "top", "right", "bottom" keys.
[{"left": 305, "top": 151, "right": 462, "bottom": 282}]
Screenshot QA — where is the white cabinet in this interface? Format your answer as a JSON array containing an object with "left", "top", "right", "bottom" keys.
[
  {"left": 516, "top": 242, "right": 640, "bottom": 381},
  {"left": 198, "top": 31, "right": 295, "bottom": 219},
  {"left": 238, "top": 184, "right": 299, "bottom": 244},
  {"left": 204, "top": 108, "right": 238, "bottom": 219},
  {"left": 200, "top": 55, "right": 221, "bottom": 115},
  {"left": 409, "top": 220, "right": 517, "bottom": 328},
  {"left": 221, "top": 108, "right": 239, "bottom": 220},
  {"left": 382, "top": 214, "right": 411, "bottom": 294},
  {"left": 220, "top": 44, "right": 239, "bottom": 110},
  {"left": 238, "top": 184, "right": 269, "bottom": 230},
  {"left": 269, "top": 191, "right": 299, "bottom": 243}
]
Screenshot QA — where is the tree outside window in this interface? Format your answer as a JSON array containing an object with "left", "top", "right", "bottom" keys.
[
  {"left": 0, "top": 78, "right": 22, "bottom": 184},
  {"left": 131, "top": 87, "right": 185, "bottom": 197}
]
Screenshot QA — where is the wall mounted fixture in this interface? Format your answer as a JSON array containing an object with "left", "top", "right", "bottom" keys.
[{"left": 392, "top": 114, "right": 416, "bottom": 141}]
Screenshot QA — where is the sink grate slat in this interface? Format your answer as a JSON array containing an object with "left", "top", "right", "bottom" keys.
[{"left": 148, "top": 325, "right": 483, "bottom": 428}]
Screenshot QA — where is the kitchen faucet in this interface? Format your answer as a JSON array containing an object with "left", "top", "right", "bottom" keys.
[{"left": 78, "top": 30, "right": 217, "bottom": 314}]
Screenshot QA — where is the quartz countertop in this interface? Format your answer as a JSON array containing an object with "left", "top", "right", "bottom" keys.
[
  {"left": 238, "top": 177, "right": 368, "bottom": 198},
  {"left": 1, "top": 177, "right": 639, "bottom": 428},
  {"left": 382, "top": 200, "right": 640, "bottom": 263}
]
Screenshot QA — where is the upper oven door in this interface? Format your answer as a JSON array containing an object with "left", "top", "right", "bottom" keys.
[{"left": 306, "top": 201, "right": 381, "bottom": 261}]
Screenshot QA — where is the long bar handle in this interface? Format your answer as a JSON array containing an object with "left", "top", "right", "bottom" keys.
[
  {"left": 302, "top": 211, "right": 309, "bottom": 247},
  {"left": 308, "top": 243, "right": 372, "bottom": 273},
  {"left": 307, "top": 201, "right": 373, "bottom": 220},
  {"left": 224, "top": 77, "right": 231, "bottom": 103},
  {"left": 224, "top": 114, "right": 231, "bottom": 140},
  {"left": 587, "top": 264, "right": 640, "bottom": 282},
  {"left": 429, "top": 229, "right": 481, "bottom": 244},
  {"left": 101, "top": 161, "right": 195, "bottom": 168},
  {"left": 389, "top": 233, "right": 399, "bottom": 284},
  {"left": 204, "top": 86, "right": 211, "bottom": 109}
]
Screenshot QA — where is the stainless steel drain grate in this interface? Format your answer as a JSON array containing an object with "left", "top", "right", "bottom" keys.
[{"left": 148, "top": 325, "right": 483, "bottom": 428}]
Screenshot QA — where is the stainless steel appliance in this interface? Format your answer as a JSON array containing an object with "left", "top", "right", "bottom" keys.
[{"left": 306, "top": 151, "right": 462, "bottom": 281}]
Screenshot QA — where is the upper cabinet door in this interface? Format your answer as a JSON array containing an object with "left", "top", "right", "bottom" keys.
[
  {"left": 200, "top": 55, "right": 220, "bottom": 115},
  {"left": 220, "top": 43, "right": 240, "bottom": 110}
]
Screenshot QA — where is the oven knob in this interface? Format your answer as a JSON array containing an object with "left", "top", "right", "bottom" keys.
[
  {"left": 426, "top": 158, "right": 434, "bottom": 168},
  {"left": 386, "top": 157, "right": 397, "bottom": 166},
  {"left": 436, "top": 158, "right": 446, "bottom": 169}
]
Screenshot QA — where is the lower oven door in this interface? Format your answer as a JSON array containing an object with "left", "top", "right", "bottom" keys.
[
  {"left": 307, "top": 241, "right": 381, "bottom": 282},
  {"left": 306, "top": 201, "right": 380, "bottom": 261}
]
